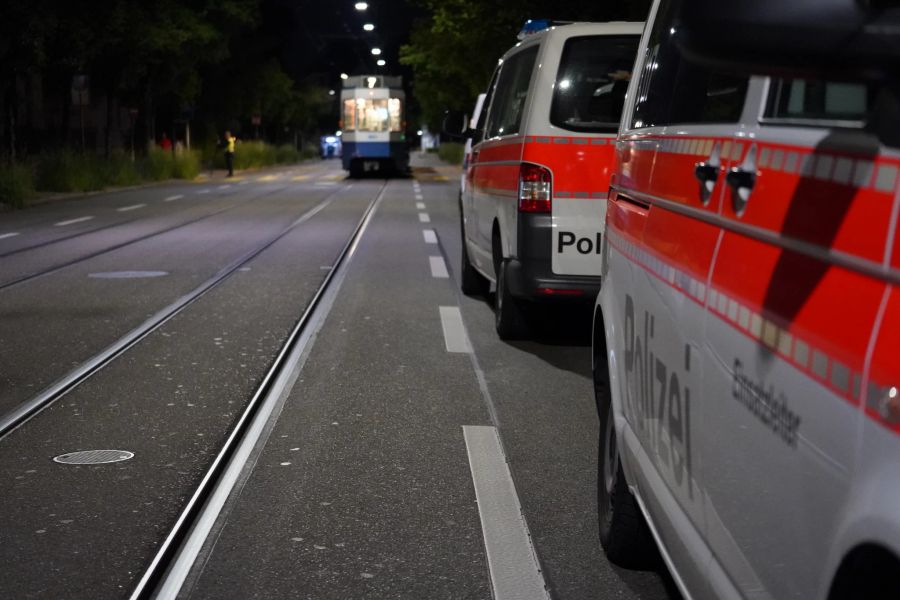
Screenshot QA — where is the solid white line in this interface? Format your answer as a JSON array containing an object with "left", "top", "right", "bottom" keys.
[
  {"left": 416, "top": 201, "right": 426, "bottom": 209},
  {"left": 430, "top": 256, "right": 449, "bottom": 279},
  {"left": 463, "top": 425, "right": 550, "bottom": 600},
  {"left": 55, "top": 216, "right": 94, "bottom": 226},
  {"left": 418, "top": 212, "right": 430, "bottom": 223},
  {"left": 164, "top": 194, "right": 184, "bottom": 202},
  {"left": 0, "top": 232, "right": 20, "bottom": 240},
  {"left": 117, "top": 203, "right": 146, "bottom": 212},
  {"left": 439, "top": 306, "right": 471, "bottom": 353},
  {"left": 423, "top": 229, "right": 437, "bottom": 244}
]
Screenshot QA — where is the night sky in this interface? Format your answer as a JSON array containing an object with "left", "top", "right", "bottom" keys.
[{"left": 265, "top": 0, "right": 423, "bottom": 88}]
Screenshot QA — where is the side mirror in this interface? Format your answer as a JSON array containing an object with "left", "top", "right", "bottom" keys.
[
  {"left": 442, "top": 110, "right": 470, "bottom": 140},
  {"left": 674, "top": 0, "right": 900, "bottom": 81}
]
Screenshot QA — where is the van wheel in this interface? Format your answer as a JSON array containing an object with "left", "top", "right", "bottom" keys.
[
  {"left": 460, "top": 217, "right": 488, "bottom": 296},
  {"left": 495, "top": 259, "right": 528, "bottom": 339},
  {"left": 596, "top": 356, "right": 655, "bottom": 567}
]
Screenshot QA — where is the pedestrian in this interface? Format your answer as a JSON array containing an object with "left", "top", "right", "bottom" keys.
[
  {"left": 159, "top": 132, "right": 172, "bottom": 151},
  {"left": 223, "top": 130, "right": 237, "bottom": 177}
]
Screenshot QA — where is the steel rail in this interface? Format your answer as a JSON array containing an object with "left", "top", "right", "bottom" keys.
[
  {"left": 0, "top": 182, "right": 356, "bottom": 438},
  {"left": 128, "top": 181, "right": 388, "bottom": 600},
  {"left": 0, "top": 184, "right": 294, "bottom": 292}
]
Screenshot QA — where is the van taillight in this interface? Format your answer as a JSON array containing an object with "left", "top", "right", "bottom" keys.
[{"left": 518, "top": 163, "right": 551, "bottom": 213}]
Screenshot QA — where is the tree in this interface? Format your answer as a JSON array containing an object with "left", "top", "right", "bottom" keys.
[{"left": 400, "top": 0, "right": 650, "bottom": 129}]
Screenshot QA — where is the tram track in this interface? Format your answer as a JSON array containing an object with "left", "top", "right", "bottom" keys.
[
  {"left": 0, "top": 179, "right": 371, "bottom": 439},
  {"left": 0, "top": 184, "right": 296, "bottom": 292},
  {"left": 128, "top": 181, "right": 386, "bottom": 599}
]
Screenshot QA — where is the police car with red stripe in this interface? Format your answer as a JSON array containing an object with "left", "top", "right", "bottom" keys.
[
  {"left": 450, "top": 19, "right": 642, "bottom": 339},
  {"left": 593, "top": 1, "right": 900, "bottom": 598}
]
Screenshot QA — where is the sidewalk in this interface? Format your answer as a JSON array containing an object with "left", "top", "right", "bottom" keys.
[{"left": 410, "top": 151, "right": 461, "bottom": 182}]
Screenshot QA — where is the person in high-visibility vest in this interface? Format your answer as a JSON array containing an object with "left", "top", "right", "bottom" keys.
[{"left": 223, "top": 131, "right": 237, "bottom": 177}]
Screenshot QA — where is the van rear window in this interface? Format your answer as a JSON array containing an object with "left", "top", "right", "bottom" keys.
[{"left": 550, "top": 35, "right": 640, "bottom": 133}]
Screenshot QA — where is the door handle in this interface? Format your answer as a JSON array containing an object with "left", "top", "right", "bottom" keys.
[
  {"left": 725, "top": 167, "right": 756, "bottom": 191},
  {"left": 726, "top": 144, "right": 758, "bottom": 216},
  {"left": 694, "top": 162, "right": 718, "bottom": 185},
  {"left": 695, "top": 141, "right": 722, "bottom": 206}
]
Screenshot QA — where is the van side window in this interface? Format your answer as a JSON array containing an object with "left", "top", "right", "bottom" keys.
[
  {"left": 474, "top": 72, "right": 499, "bottom": 144},
  {"left": 630, "top": 2, "right": 748, "bottom": 129},
  {"left": 550, "top": 35, "right": 640, "bottom": 133},
  {"left": 485, "top": 46, "right": 539, "bottom": 138},
  {"left": 765, "top": 79, "right": 869, "bottom": 126}
]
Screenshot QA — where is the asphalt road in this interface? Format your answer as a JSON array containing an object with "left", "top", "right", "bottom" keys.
[{"left": 0, "top": 158, "right": 680, "bottom": 600}]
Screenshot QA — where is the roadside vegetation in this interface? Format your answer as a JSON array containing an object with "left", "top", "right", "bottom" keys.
[
  {"left": 0, "top": 141, "right": 318, "bottom": 209},
  {"left": 437, "top": 142, "right": 465, "bottom": 165},
  {"left": 401, "top": 0, "right": 650, "bottom": 129},
  {"left": 1, "top": 1, "right": 333, "bottom": 210}
]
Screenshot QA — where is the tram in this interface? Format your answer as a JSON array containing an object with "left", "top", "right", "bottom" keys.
[{"left": 340, "top": 75, "right": 409, "bottom": 176}]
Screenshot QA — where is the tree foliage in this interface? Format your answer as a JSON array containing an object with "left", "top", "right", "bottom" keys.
[
  {"left": 400, "top": 0, "right": 650, "bottom": 128},
  {"left": 0, "top": 0, "right": 330, "bottom": 159}
]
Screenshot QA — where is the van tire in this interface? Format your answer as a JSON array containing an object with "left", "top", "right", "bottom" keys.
[
  {"left": 460, "top": 217, "right": 489, "bottom": 296},
  {"left": 495, "top": 259, "right": 528, "bottom": 339},
  {"left": 596, "top": 356, "right": 655, "bottom": 568}
]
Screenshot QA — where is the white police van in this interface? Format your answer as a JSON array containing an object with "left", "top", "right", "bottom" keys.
[
  {"left": 456, "top": 19, "right": 642, "bottom": 339},
  {"left": 593, "top": 0, "right": 900, "bottom": 598}
]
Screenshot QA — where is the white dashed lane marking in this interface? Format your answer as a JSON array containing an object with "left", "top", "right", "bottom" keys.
[
  {"left": 164, "top": 195, "right": 184, "bottom": 202},
  {"left": 416, "top": 202, "right": 425, "bottom": 210},
  {"left": 117, "top": 203, "right": 146, "bottom": 212},
  {"left": 463, "top": 426, "right": 550, "bottom": 600},
  {"left": 218, "top": 184, "right": 231, "bottom": 190},
  {"left": 55, "top": 216, "right": 94, "bottom": 227},
  {"left": 415, "top": 194, "right": 424, "bottom": 201},
  {"left": 0, "top": 232, "right": 20, "bottom": 240},
  {"left": 429, "top": 256, "right": 449, "bottom": 279},
  {"left": 438, "top": 306, "right": 471, "bottom": 353},
  {"left": 418, "top": 212, "right": 431, "bottom": 223},
  {"left": 423, "top": 229, "right": 437, "bottom": 244},
  {"left": 196, "top": 189, "right": 210, "bottom": 195}
]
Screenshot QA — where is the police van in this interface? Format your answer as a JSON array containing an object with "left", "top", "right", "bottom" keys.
[
  {"left": 454, "top": 20, "right": 643, "bottom": 339},
  {"left": 593, "top": 0, "right": 900, "bottom": 598}
]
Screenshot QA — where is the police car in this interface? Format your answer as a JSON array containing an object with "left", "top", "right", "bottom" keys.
[
  {"left": 593, "top": 0, "right": 900, "bottom": 598},
  {"left": 454, "top": 20, "right": 643, "bottom": 339}
]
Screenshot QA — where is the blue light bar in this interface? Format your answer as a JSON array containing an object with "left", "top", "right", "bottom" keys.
[{"left": 517, "top": 19, "right": 551, "bottom": 40}]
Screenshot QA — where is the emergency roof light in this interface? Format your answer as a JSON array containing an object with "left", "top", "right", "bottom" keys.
[{"left": 517, "top": 19, "right": 551, "bottom": 40}]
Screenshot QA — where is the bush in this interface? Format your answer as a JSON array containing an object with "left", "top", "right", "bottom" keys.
[
  {"left": 204, "top": 140, "right": 303, "bottom": 170},
  {"left": 0, "top": 163, "right": 36, "bottom": 209},
  {"left": 140, "top": 147, "right": 174, "bottom": 181},
  {"left": 36, "top": 151, "right": 106, "bottom": 192},
  {"left": 101, "top": 152, "right": 141, "bottom": 187},
  {"left": 437, "top": 142, "right": 465, "bottom": 165},
  {"left": 275, "top": 144, "right": 301, "bottom": 164},
  {"left": 171, "top": 150, "right": 201, "bottom": 179}
]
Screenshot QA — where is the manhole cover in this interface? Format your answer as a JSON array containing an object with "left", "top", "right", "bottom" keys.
[
  {"left": 53, "top": 450, "right": 134, "bottom": 465},
  {"left": 88, "top": 271, "right": 168, "bottom": 279}
]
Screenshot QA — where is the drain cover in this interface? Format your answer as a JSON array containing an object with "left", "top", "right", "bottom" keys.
[
  {"left": 88, "top": 271, "right": 168, "bottom": 279},
  {"left": 53, "top": 450, "right": 134, "bottom": 465}
]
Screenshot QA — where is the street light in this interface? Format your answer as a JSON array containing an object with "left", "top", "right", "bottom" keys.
[
  {"left": 354, "top": 2, "right": 367, "bottom": 10},
  {"left": 328, "top": 89, "right": 336, "bottom": 96},
  {"left": 376, "top": 59, "right": 386, "bottom": 66},
  {"left": 340, "top": 73, "right": 349, "bottom": 80},
  {"left": 371, "top": 47, "right": 382, "bottom": 55},
  {"left": 363, "top": 23, "right": 375, "bottom": 31}
]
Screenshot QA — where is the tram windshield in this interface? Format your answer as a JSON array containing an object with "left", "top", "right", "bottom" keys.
[{"left": 343, "top": 97, "right": 403, "bottom": 132}]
